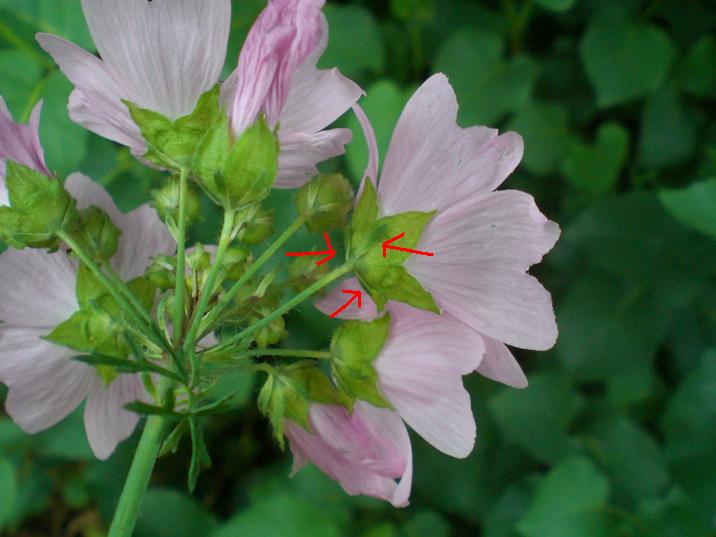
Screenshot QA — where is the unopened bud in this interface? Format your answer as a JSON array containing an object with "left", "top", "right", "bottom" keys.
[{"left": 295, "top": 173, "right": 354, "bottom": 232}]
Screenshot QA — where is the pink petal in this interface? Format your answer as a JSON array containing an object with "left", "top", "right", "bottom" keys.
[
  {"left": 376, "top": 304, "right": 483, "bottom": 458},
  {"left": 407, "top": 190, "right": 560, "bottom": 350},
  {"left": 476, "top": 335, "right": 528, "bottom": 389},
  {"left": 0, "top": 327, "right": 95, "bottom": 433},
  {"left": 352, "top": 103, "right": 379, "bottom": 185},
  {"left": 286, "top": 401, "right": 412, "bottom": 507},
  {"left": 276, "top": 128, "right": 352, "bottom": 188},
  {"left": 227, "top": 0, "right": 325, "bottom": 135},
  {"left": 0, "top": 97, "right": 50, "bottom": 193},
  {"left": 314, "top": 277, "right": 379, "bottom": 320},
  {"left": 84, "top": 373, "right": 147, "bottom": 459},
  {"left": 378, "top": 74, "right": 523, "bottom": 216}
]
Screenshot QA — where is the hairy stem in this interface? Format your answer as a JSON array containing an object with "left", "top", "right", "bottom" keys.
[
  {"left": 172, "top": 168, "right": 189, "bottom": 348},
  {"left": 198, "top": 216, "right": 306, "bottom": 339}
]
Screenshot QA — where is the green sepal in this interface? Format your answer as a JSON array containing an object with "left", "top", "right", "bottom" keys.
[
  {"left": 329, "top": 314, "right": 392, "bottom": 407},
  {"left": 194, "top": 115, "right": 279, "bottom": 210},
  {"left": 125, "top": 85, "right": 221, "bottom": 170},
  {"left": 0, "top": 161, "right": 78, "bottom": 248},
  {"left": 188, "top": 417, "right": 211, "bottom": 492},
  {"left": 74, "top": 206, "right": 121, "bottom": 262},
  {"left": 295, "top": 173, "right": 355, "bottom": 232},
  {"left": 348, "top": 181, "right": 439, "bottom": 312},
  {"left": 160, "top": 419, "right": 189, "bottom": 457},
  {"left": 258, "top": 363, "right": 348, "bottom": 449}
]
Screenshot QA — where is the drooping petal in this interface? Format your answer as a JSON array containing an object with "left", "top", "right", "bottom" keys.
[
  {"left": 276, "top": 128, "right": 352, "bottom": 188},
  {"left": 0, "top": 97, "right": 50, "bottom": 193},
  {"left": 378, "top": 74, "right": 523, "bottom": 216},
  {"left": 476, "top": 335, "right": 528, "bottom": 389},
  {"left": 84, "top": 373, "right": 147, "bottom": 459},
  {"left": 407, "top": 190, "right": 560, "bottom": 350},
  {"left": 351, "top": 104, "right": 379, "bottom": 186},
  {"left": 79, "top": 0, "right": 230, "bottom": 119},
  {"left": 314, "top": 277, "right": 379, "bottom": 321},
  {"left": 227, "top": 0, "right": 325, "bottom": 135},
  {"left": 36, "top": 34, "right": 145, "bottom": 152},
  {"left": 65, "top": 173, "right": 175, "bottom": 280},
  {"left": 0, "top": 249, "right": 77, "bottom": 327},
  {"left": 376, "top": 304, "right": 483, "bottom": 458},
  {"left": 286, "top": 402, "right": 412, "bottom": 507},
  {"left": 0, "top": 327, "right": 95, "bottom": 433}
]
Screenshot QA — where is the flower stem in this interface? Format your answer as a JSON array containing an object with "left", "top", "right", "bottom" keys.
[
  {"left": 172, "top": 168, "right": 189, "bottom": 347},
  {"left": 184, "top": 209, "right": 235, "bottom": 385},
  {"left": 213, "top": 263, "right": 352, "bottom": 353},
  {"left": 198, "top": 216, "right": 306, "bottom": 339},
  {"left": 107, "top": 415, "right": 170, "bottom": 537}
]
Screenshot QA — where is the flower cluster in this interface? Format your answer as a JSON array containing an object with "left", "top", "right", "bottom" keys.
[{"left": 0, "top": 0, "right": 558, "bottom": 522}]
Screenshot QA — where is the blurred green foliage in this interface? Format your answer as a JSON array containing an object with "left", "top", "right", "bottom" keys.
[{"left": 0, "top": 0, "right": 715, "bottom": 536}]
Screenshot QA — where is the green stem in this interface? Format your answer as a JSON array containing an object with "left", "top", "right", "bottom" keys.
[
  {"left": 242, "top": 348, "right": 331, "bottom": 360},
  {"left": 58, "top": 231, "right": 167, "bottom": 353},
  {"left": 107, "top": 415, "right": 170, "bottom": 537},
  {"left": 198, "top": 216, "right": 306, "bottom": 339},
  {"left": 213, "top": 263, "right": 352, "bottom": 353},
  {"left": 172, "top": 168, "right": 189, "bottom": 347},
  {"left": 183, "top": 209, "right": 235, "bottom": 385}
]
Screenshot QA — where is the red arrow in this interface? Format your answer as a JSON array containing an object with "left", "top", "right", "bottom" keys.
[
  {"left": 285, "top": 232, "right": 336, "bottom": 266},
  {"left": 382, "top": 232, "right": 434, "bottom": 258},
  {"left": 330, "top": 289, "right": 362, "bottom": 318}
]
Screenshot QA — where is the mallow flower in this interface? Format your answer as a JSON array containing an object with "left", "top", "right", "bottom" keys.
[
  {"left": 38, "top": 0, "right": 362, "bottom": 188},
  {"left": 0, "top": 103, "right": 174, "bottom": 457},
  {"left": 0, "top": 96, "right": 49, "bottom": 203},
  {"left": 285, "top": 401, "right": 413, "bottom": 507}
]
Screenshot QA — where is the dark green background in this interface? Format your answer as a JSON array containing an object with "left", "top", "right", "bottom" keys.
[{"left": 1, "top": 0, "right": 715, "bottom": 535}]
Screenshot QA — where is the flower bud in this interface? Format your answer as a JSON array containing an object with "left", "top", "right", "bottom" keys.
[
  {"left": 287, "top": 255, "right": 331, "bottom": 292},
  {"left": 295, "top": 173, "right": 354, "bottom": 233},
  {"left": 237, "top": 206, "right": 275, "bottom": 245},
  {"left": 249, "top": 306, "right": 286, "bottom": 348},
  {"left": 152, "top": 177, "right": 201, "bottom": 226},
  {"left": 146, "top": 256, "right": 176, "bottom": 290},
  {"left": 222, "top": 246, "right": 252, "bottom": 280}
]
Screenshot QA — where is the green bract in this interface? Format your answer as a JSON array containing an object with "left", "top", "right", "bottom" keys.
[
  {"left": 329, "top": 313, "right": 391, "bottom": 407},
  {"left": 194, "top": 114, "right": 279, "bottom": 210},
  {"left": 0, "top": 161, "right": 77, "bottom": 248},
  {"left": 348, "top": 181, "right": 438, "bottom": 312},
  {"left": 295, "top": 173, "right": 355, "bottom": 232},
  {"left": 257, "top": 363, "right": 346, "bottom": 448}
]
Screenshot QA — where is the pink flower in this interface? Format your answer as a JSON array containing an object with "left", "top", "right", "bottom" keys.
[
  {"left": 285, "top": 401, "right": 412, "bottom": 507},
  {"left": 37, "top": 0, "right": 233, "bottom": 155},
  {"left": 223, "top": 0, "right": 362, "bottom": 187},
  {"left": 0, "top": 174, "right": 175, "bottom": 459},
  {"left": 0, "top": 97, "right": 49, "bottom": 204}
]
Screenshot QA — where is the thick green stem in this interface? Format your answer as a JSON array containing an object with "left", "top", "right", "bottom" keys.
[
  {"left": 172, "top": 168, "right": 190, "bottom": 347},
  {"left": 107, "top": 415, "right": 170, "bottom": 537},
  {"left": 184, "top": 209, "right": 235, "bottom": 385},
  {"left": 213, "top": 263, "right": 352, "bottom": 353},
  {"left": 198, "top": 216, "right": 306, "bottom": 339}
]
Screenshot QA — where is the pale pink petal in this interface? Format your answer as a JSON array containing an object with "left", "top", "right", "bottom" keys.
[
  {"left": 0, "top": 327, "right": 95, "bottom": 433},
  {"left": 66, "top": 172, "right": 123, "bottom": 221},
  {"left": 0, "top": 97, "right": 49, "bottom": 192},
  {"left": 0, "top": 249, "right": 77, "bottom": 327},
  {"left": 84, "top": 373, "right": 147, "bottom": 459},
  {"left": 476, "top": 335, "right": 528, "bottom": 389},
  {"left": 378, "top": 74, "right": 523, "bottom": 216},
  {"left": 376, "top": 304, "right": 483, "bottom": 458},
  {"left": 286, "top": 402, "right": 412, "bottom": 507},
  {"left": 79, "top": 0, "right": 230, "bottom": 119},
  {"left": 227, "top": 0, "right": 325, "bottom": 135},
  {"left": 314, "top": 277, "right": 379, "bottom": 320},
  {"left": 36, "top": 34, "right": 145, "bottom": 152},
  {"left": 352, "top": 103, "right": 379, "bottom": 185},
  {"left": 276, "top": 128, "right": 352, "bottom": 188},
  {"left": 407, "top": 191, "right": 560, "bottom": 350}
]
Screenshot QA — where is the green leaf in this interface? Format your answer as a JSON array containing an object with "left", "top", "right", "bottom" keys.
[
  {"left": 637, "top": 488, "right": 713, "bottom": 537},
  {"left": 507, "top": 101, "right": 571, "bottom": 175},
  {"left": 188, "top": 417, "right": 211, "bottom": 492},
  {"left": 517, "top": 457, "right": 616, "bottom": 537},
  {"left": 638, "top": 86, "right": 696, "bottom": 168},
  {"left": 489, "top": 373, "right": 584, "bottom": 464},
  {"left": 0, "top": 0, "right": 94, "bottom": 49},
  {"left": 211, "top": 493, "right": 343, "bottom": 537},
  {"left": 580, "top": 14, "right": 676, "bottom": 107},
  {"left": 535, "top": 0, "right": 575, "bottom": 12},
  {"left": 319, "top": 4, "right": 384, "bottom": 80},
  {"left": 561, "top": 122, "right": 629, "bottom": 194},
  {"left": 295, "top": 173, "right": 355, "bottom": 233},
  {"left": 0, "top": 50, "right": 42, "bottom": 115},
  {"left": 135, "top": 488, "right": 217, "bottom": 537},
  {"left": 677, "top": 35, "right": 716, "bottom": 99},
  {"left": 0, "top": 457, "right": 17, "bottom": 531},
  {"left": 126, "top": 85, "right": 221, "bottom": 170},
  {"left": 435, "top": 29, "right": 538, "bottom": 125},
  {"left": 330, "top": 314, "right": 392, "bottom": 407},
  {"left": 660, "top": 178, "right": 716, "bottom": 241}
]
